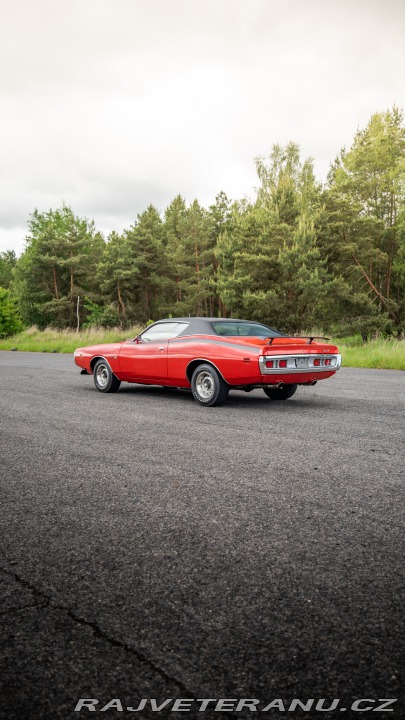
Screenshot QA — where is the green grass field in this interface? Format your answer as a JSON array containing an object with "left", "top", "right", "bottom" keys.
[
  {"left": 0, "top": 326, "right": 142, "bottom": 354},
  {"left": 331, "top": 336, "right": 405, "bottom": 370},
  {"left": 0, "top": 326, "right": 404, "bottom": 369}
]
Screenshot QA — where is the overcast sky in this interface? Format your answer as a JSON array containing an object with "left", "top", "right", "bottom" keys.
[{"left": 1, "top": 0, "right": 404, "bottom": 254}]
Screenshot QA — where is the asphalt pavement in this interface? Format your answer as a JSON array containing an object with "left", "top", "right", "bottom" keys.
[{"left": 0, "top": 352, "right": 404, "bottom": 719}]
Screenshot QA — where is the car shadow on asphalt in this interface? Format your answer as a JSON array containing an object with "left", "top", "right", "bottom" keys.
[{"left": 107, "top": 383, "right": 338, "bottom": 411}]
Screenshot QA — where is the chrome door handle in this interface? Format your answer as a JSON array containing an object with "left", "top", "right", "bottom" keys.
[{"left": 159, "top": 346, "right": 164, "bottom": 351}]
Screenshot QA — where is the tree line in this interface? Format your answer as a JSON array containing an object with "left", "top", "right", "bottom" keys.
[{"left": 1, "top": 107, "right": 404, "bottom": 338}]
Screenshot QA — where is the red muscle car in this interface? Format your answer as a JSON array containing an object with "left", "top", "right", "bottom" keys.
[{"left": 73, "top": 317, "right": 342, "bottom": 406}]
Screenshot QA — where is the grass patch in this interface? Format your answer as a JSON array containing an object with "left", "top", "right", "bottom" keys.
[
  {"left": 0, "top": 325, "right": 142, "bottom": 354},
  {"left": 333, "top": 336, "right": 405, "bottom": 370},
  {"left": 0, "top": 327, "right": 404, "bottom": 370}
]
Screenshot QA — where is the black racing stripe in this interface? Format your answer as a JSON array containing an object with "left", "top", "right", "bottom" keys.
[{"left": 170, "top": 337, "right": 262, "bottom": 353}]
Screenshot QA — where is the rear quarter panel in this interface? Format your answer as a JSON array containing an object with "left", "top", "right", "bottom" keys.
[{"left": 167, "top": 336, "right": 262, "bottom": 385}]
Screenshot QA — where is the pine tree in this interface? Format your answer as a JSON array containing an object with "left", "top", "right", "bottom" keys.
[
  {"left": 0, "top": 250, "right": 17, "bottom": 289},
  {"left": 125, "top": 206, "right": 166, "bottom": 322},
  {"left": 96, "top": 231, "right": 138, "bottom": 326},
  {"left": 326, "top": 107, "right": 405, "bottom": 329},
  {"left": 14, "top": 206, "right": 104, "bottom": 328}
]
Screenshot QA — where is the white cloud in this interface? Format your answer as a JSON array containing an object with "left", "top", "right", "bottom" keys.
[{"left": 0, "top": 0, "right": 404, "bottom": 254}]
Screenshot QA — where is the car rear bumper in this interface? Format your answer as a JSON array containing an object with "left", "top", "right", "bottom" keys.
[{"left": 259, "top": 353, "right": 342, "bottom": 375}]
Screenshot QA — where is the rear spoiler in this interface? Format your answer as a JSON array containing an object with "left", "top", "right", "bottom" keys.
[
  {"left": 264, "top": 336, "right": 330, "bottom": 345},
  {"left": 294, "top": 336, "right": 330, "bottom": 344}
]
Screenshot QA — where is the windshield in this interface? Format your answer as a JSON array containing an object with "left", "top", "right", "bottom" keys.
[{"left": 211, "top": 321, "right": 286, "bottom": 338}]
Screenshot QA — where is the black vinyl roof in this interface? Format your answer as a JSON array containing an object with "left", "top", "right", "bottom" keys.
[{"left": 148, "top": 317, "right": 285, "bottom": 337}]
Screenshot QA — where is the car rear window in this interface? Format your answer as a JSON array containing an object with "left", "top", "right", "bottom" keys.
[{"left": 212, "top": 322, "right": 283, "bottom": 338}]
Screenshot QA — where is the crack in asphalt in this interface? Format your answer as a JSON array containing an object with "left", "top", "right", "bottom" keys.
[
  {"left": 0, "top": 565, "right": 194, "bottom": 696},
  {"left": 0, "top": 602, "right": 48, "bottom": 615}
]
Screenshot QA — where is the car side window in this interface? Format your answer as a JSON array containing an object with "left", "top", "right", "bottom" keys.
[{"left": 140, "top": 322, "right": 188, "bottom": 342}]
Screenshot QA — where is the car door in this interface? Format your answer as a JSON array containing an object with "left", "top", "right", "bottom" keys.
[{"left": 118, "top": 322, "right": 187, "bottom": 383}]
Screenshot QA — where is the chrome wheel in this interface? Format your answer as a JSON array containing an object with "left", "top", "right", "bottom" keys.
[
  {"left": 191, "top": 363, "right": 229, "bottom": 406},
  {"left": 93, "top": 358, "right": 121, "bottom": 393},
  {"left": 96, "top": 363, "right": 109, "bottom": 389},
  {"left": 195, "top": 370, "right": 215, "bottom": 400}
]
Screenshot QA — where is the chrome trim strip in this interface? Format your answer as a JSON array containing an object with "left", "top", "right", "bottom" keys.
[
  {"left": 259, "top": 354, "right": 342, "bottom": 374},
  {"left": 170, "top": 336, "right": 262, "bottom": 352}
]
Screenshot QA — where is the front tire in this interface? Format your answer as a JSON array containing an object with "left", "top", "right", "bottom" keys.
[
  {"left": 263, "top": 384, "right": 297, "bottom": 401},
  {"left": 93, "top": 359, "right": 121, "bottom": 393},
  {"left": 191, "top": 364, "right": 229, "bottom": 407}
]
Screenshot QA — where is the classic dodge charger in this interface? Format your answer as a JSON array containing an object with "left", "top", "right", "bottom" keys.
[{"left": 74, "top": 317, "right": 342, "bottom": 406}]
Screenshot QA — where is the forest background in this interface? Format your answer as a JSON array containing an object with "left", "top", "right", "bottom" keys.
[{"left": 1, "top": 108, "right": 404, "bottom": 353}]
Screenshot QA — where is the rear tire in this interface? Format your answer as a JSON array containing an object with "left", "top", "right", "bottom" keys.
[
  {"left": 191, "top": 364, "right": 229, "bottom": 407},
  {"left": 263, "top": 384, "right": 297, "bottom": 401},
  {"left": 93, "top": 359, "right": 121, "bottom": 393}
]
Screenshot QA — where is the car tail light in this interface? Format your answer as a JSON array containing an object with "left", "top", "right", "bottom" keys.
[
  {"left": 313, "top": 358, "right": 320, "bottom": 366},
  {"left": 265, "top": 360, "right": 274, "bottom": 368},
  {"left": 324, "top": 358, "right": 331, "bottom": 365},
  {"left": 279, "top": 359, "right": 287, "bottom": 368}
]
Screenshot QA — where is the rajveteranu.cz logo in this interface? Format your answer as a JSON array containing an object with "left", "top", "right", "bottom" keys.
[{"left": 74, "top": 698, "right": 398, "bottom": 712}]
